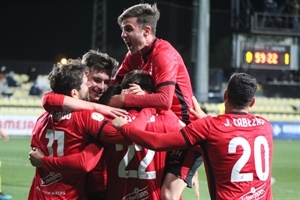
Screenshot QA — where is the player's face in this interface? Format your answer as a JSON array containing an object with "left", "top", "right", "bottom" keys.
[
  {"left": 78, "top": 73, "right": 90, "bottom": 101},
  {"left": 87, "top": 69, "right": 110, "bottom": 102},
  {"left": 120, "top": 17, "right": 147, "bottom": 55}
]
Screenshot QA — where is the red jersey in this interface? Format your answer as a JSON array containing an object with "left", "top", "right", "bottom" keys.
[
  {"left": 112, "top": 38, "right": 195, "bottom": 124},
  {"left": 104, "top": 109, "right": 184, "bottom": 200},
  {"left": 121, "top": 113, "right": 274, "bottom": 200},
  {"left": 41, "top": 91, "right": 108, "bottom": 194},
  {"left": 42, "top": 109, "right": 183, "bottom": 200},
  {"left": 28, "top": 110, "right": 127, "bottom": 200},
  {"left": 40, "top": 92, "right": 159, "bottom": 198}
]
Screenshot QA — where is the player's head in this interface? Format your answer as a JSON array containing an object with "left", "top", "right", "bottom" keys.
[
  {"left": 118, "top": 3, "right": 160, "bottom": 34},
  {"left": 225, "top": 72, "right": 257, "bottom": 110},
  {"left": 99, "top": 70, "right": 154, "bottom": 106},
  {"left": 121, "top": 70, "right": 154, "bottom": 94},
  {"left": 81, "top": 49, "right": 119, "bottom": 102},
  {"left": 117, "top": 3, "right": 160, "bottom": 54},
  {"left": 48, "top": 59, "right": 90, "bottom": 101}
]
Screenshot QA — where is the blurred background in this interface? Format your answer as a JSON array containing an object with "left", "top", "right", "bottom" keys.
[
  {"left": 0, "top": 0, "right": 299, "bottom": 136},
  {"left": 0, "top": 1, "right": 299, "bottom": 199},
  {"left": 1, "top": 0, "right": 300, "bottom": 100}
]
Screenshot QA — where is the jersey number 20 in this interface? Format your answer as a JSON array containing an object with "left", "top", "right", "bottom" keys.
[{"left": 229, "top": 136, "right": 269, "bottom": 182}]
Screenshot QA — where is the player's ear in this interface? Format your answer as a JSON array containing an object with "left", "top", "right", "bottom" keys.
[
  {"left": 144, "top": 25, "right": 151, "bottom": 36},
  {"left": 223, "top": 90, "right": 228, "bottom": 101},
  {"left": 249, "top": 97, "right": 255, "bottom": 108},
  {"left": 70, "top": 89, "right": 79, "bottom": 98}
]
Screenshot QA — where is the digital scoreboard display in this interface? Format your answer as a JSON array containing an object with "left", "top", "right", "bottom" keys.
[{"left": 241, "top": 43, "right": 291, "bottom": 68}]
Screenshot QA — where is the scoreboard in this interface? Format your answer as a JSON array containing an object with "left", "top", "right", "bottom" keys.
[{"left": 241, "top": 43, "right": 291, "bottom": 68}]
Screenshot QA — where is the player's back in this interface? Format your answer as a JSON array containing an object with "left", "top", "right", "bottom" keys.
[
  {"left": 195, "top": 113, "right": 273, "bottom": 200},
  {"left": 29, "top": 110, "right": 102, "bottom": 200},
  {"left": 105, "top": 109, "right": 183, "bottom": 200}
]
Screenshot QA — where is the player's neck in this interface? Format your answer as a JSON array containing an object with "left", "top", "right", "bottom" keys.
[
  {"left": 225, "top": 106, "right": 249, "bottom": 115},
  {"left": 139, "top": 37, "right": 157, "bottom": 56}
]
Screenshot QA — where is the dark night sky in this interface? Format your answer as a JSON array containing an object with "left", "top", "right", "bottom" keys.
[
  {"left": 0, "top": 0, "right": 286, "bottom": 66},
  {"left": 0, "top": 0, "right": 231, "bottom": 62}
]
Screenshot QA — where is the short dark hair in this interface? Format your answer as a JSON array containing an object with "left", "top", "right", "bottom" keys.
[
  {"left": 48, "top": 59, "right": 88, "bottom": 96},
  {"left": 227, "top": 72, "right": 257, "bottom": 109},
  {"left": 81, "top": 49, "right": 119, "bottom": 77},
  {"left": 117, "top": 3, "right": 160, "bottom": 35},
  {"left": 121, "top": 70, "right": 154, "bottom": 93}
]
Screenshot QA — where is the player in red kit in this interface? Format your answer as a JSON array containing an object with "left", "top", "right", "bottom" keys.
[
  {"left": 30, "top": 70, "right": 185, "bottom": 199},
  {"left": 40, "top": 50, "right": 127, "bottom": 200},
  {"left": 109, "top": 3, "right": 205, "bottom": 199},
  {"left": 28, "top": 61, "right": 151, "bottom": 200},
  {"left": 113, "top": 72, "right": 274, "bottom": 200}
]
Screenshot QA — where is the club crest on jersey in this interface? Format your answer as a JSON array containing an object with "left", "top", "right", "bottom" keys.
[{"left": 91, "top": 112, "right": 105, "bottom": 122}]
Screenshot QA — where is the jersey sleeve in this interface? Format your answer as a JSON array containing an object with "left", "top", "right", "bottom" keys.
[
  {"left": 181, "top": 117, "right": 212, "bottom": 144},
  {"left": 120, "top": 123, "right": 189, "bottom": 151},
  {"left": 98, "top": 121, "right": 131, "bottom": 145},
  {"left": 80, "top": 110, "right": 129, "bottom": 145},
  {"left": 124, "top": 85, "right": 174, "bottom": 110},
  {"left": 42, "top": 143, "right": 103, "bottom": 173},
  {"left": 42, "top": 91, "right": 65, "bottom": 112},
  {"left": 124, "top": 49, "right": 178, "bottom": 110}
]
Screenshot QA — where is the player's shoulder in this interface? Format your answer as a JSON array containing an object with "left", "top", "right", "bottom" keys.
[
  {"left": 155, "top": 39, "right": 174, "bottom": 50},
  {"left": 72, "top": 110, "right": 107, "bottom": 122}
]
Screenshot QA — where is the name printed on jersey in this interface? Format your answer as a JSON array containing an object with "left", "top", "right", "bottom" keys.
[
  {"left": 53, "top": 111, "right": 72, "bottom": 121},
  {"left": 224, "top": 117, "right": 265, "bottom": 127}
]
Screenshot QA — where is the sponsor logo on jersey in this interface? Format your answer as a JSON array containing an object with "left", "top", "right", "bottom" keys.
[
  {"left": 122, "top": 186, "right": 149, "bottom": 200},
  {"left": 40, "top": 172, "right": 63, "bottom": 186},
  {"left": 239, "top": 183, "right": 266, "bottom": 200}
]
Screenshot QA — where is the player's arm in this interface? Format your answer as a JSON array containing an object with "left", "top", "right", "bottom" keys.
[
  {"left": 123, "top": 84, "right": 174, "bottom": 110},
  {"left": 98, "top": 108, "right": 154, "bottom": 144},
  {"left": 112, "top": 117, "right": 190, "bottom": 151},
  {"left": 125, "top": 51, "right": 178, "bottom": 110},
  {"left": 110, "top": 53, "right": 177, "bottom": 109},
  {"left": 97, "top": 120, "right": 131, "bottom": 145},
  {"left": 29, "top": 143, "right": 103, "bottom": 173},
  {"left": 108, "top": 78, "right": 175, "bottom": 110},
  {"left": 42, "top": 91, "right": 65, "bottom": 111},
  {"left": 42, "top": 91, "right": 127, "bottom": 118}
]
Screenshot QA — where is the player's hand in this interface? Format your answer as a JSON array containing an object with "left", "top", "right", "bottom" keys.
[
  {"left": 190, "top": 96, "right": 207, "bottom": 119},
  {"left": 95, "top": 104, "right": 128, "bottom": 118},
  {"left": 28, "top": 147, "right": 45, "bottom": 168},
  {"left": 112, "top": 116, "right": 129, "bottom": 129},
  {"left": 127, "top": 84, "right": 145, "bottom": 95},
  {"left": 1, "top": 134, "right": 9, "bottom": 142},
  {"left": 108, "top": 94, "right": 125, "bottom": 108}
]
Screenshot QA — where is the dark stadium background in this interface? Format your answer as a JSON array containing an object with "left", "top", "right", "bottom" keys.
[{"left": 0, "top": 0, "right": 279, "bottom": 70}]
